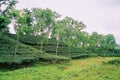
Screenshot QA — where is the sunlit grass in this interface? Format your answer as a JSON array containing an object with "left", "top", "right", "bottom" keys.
[{"left": 0, "top": 57, "right": 120, "bottom": 80}]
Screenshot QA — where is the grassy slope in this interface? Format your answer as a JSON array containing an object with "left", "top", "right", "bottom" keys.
[
  {"left": 0, "top": 57, "right": 120, "bottom": 80},
  {"left": 0, "top": 35, "right": 69, "bottom": 64}
]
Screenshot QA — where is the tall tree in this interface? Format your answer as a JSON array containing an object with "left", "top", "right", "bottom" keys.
[
  {"left": 105, "top": 34, "right": 116, "bottom": 53},
  {"left": 61, "top": 17, "right": 86, "bottom": 46},
  {"left": 89, "top": 32, "right": 102, "bottom": 54},
  {"left": 52, "top": 20, "right": 66, "bottom": 55},
  {"left": 17, "top": 9, "right": 33, "bottom": 35},
  {"left": 9, "top": 9, "right": 21, "bottom": 58},
  {"left": 75, "top": 31, "right": 90, "bottom": 48},
  {"left": 31, "top": 8, "right": 60, "bottom": 50}
]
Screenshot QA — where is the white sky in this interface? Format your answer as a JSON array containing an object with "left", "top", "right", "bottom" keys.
[{"left": 15, "top": 0, "right": 120, "bottom": 44}]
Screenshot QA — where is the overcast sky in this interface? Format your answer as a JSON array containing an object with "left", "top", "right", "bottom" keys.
[{"left": 16, "top": 0, "right": 120, "bottom": 44}]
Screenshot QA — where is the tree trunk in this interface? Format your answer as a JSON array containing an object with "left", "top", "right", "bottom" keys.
[
  {"left": 56, "top": 40, "right": 59, "bottom": 56},
  {"left": 40, "top": 41, "right": 43, "bottom": 51},
  {"left": 113, "top": 48, "right": 115, "bottom": 55},
  {"left": 106, "top": 47, "right": 109, "bottom": 56},
  {"left": 14, "top": 36, "right": 19, "bottom": 59},
  {"left": 0, "top": 31, "right": 2, "bottom": 38}
]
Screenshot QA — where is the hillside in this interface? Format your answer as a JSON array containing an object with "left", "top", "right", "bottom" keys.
[
  {"left": 7, "top": 34, "right": 120, "bottom": 59},
  {"left": 0, "top": 34, "right": 70, "bottom": 65},
  {"left": 7, "top": 34, "right": 96, "bottom": 58}
]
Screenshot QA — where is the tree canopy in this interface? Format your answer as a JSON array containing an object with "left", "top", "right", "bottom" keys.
[{"left": 0, "top": 0, "right": 119, "bottom": 59}]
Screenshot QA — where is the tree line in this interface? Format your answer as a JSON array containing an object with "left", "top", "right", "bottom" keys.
[{"left": 0, "top": 0, "right": 119, "bottom": 55}]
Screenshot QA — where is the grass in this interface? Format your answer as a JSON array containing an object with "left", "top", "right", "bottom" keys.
[{"left": 0, "top": 57, "right": 120, "bottom": 80}]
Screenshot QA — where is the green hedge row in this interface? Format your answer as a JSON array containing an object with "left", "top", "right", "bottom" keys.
[{"left": 0, "top": 35, "right": 70, "bottom": 65}]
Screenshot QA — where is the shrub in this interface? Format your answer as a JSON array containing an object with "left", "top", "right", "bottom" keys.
[{"left": 106, "top": 58, "right": 120, "bottom": 65}]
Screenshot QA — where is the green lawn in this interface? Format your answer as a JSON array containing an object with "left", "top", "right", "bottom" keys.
[{"left": 0, "top": 57, "right": 120, "bottom": 80}]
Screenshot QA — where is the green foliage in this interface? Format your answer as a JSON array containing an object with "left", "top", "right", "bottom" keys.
[
  {"left": 7, "top": 33, "right": 120, "bottom": 58},
  {"left": 0, "top": 57, "right": 120, "bottom": 80},
  {"left": 14, "top": 34, "right": 90, "bottom": 58},
  {"left": 106, "top": 58, "right": 120, "bottom": 65},
  {"left": 0, "top": 16, "right": 10, "bottom": 31},
  {"left": 31, "top": 8, "right": 57, "bottom": 35},
  {"left": 0, "top": 2, "right": 119, "bottom": 67},
  {"left": 0, "top": 34, "right": 70, "bottom": 65},
  {"left": 0, "top": 0, "right": 18, "bottom": 17}
]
